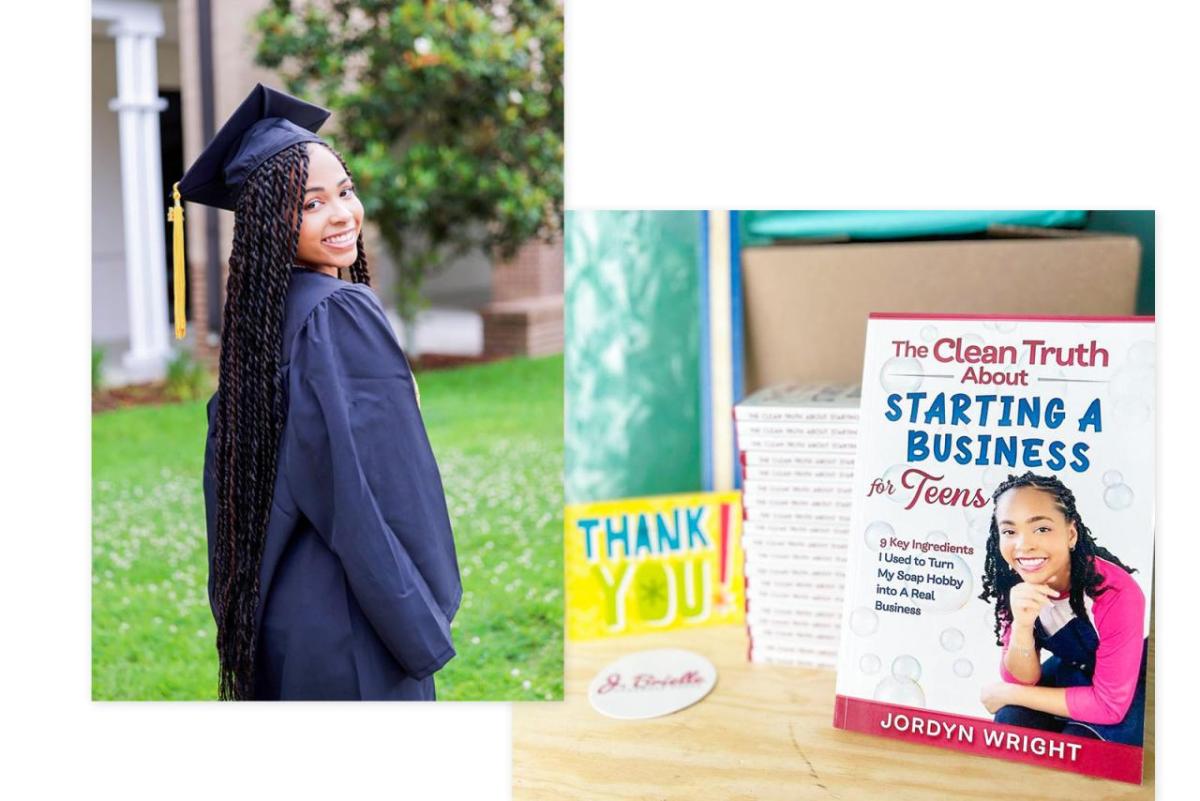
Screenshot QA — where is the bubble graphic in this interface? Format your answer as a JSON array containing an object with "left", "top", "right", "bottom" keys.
[
  {"left": 981, "top": 466, "right": 1010, "bottom": 496},
  {"left": 983, "top": 603, "right": 1001, "bottom": 629},
  {"left": 953, "top": 659, "right": 974, "bottom": 678},
  {"left": 849, "top": 607, "right": 880, "bottom": 637},
  {"left": 1102, "top": 470, "right": 1124, "bottom": 488},
  {"left": 920, "top": 325, "right": 938, "bottom": 342},
  {"left": 865, "top": 520, "right": 894, "bottom": 552},
  {"left": 1109, "top": 365, "right": 1154, "bottom": 425},
  {"left": 965, "top": 514, "right": 992, "bottom": 549},
  {"left": 923, "top": 530, "right": 949, "bottom": 545},
  {"left": 960, "top": 333, "right": 986, "bottom": 351},
  {"left": 939, "top": 627, "right": 965, "bottom": 652},
  {"left": 1111, "top": 363, "right": 1152, "bottom": 396},
  {"left": 860, "top": 653, "right": 882, "bottom": 675},
  {"left": 994, "top": 320, "right": 1018, "bottom": 334},
  {"left": 1113, "top": 397, "right": 1150, "bottom": 424},
  {"left": 1104, "top": 483, "right": 1135, "bottom": 510},
  {"left": 873, "top": 676, "right": 926, "bottom": 707},
  {"left": 964, "top": 502, "right": 994, "bottom": 548},
  {"left": 891, "top": 655, "right": 922, "bottom": 682},
  {"left": 916, "top": 554, "right": 975, "bottom": 614},
  {"left": 880, "top": 357, "right": 924, "bottom": 392},
  {"left": 1128, "top": 340, "right": 1155, "bottom": 368},
  {"left": 883, "top": 463, "right": 916, "bottom": 504}
]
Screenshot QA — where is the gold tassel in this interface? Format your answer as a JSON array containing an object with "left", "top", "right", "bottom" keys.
[{"left": 168, "top": 182, "right": 186, "bottom": 339}]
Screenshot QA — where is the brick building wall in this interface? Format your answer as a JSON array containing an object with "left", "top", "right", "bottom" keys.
[{"left": 482, "top": 238, "right": 564, "bottom": 358}]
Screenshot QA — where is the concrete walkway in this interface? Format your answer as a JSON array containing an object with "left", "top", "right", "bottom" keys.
[
  {"left": 384, "top": 306, "right": 484, "bottom": 357},
  {"left": 98, "top": 305, "right": 484, "bottom": 388}
]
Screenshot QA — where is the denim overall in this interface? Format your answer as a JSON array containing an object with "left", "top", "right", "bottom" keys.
[{"left": 994, "top": 614, "right": 1148, "bottom": 746}]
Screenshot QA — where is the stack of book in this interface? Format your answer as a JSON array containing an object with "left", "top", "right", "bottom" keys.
[{"left": 734, "top": 382, "right": 861, "bottom": 668}]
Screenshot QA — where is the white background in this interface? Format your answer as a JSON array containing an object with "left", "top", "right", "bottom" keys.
[{"left": 3, "top": 0, "right": 1197, "bottom": 798}]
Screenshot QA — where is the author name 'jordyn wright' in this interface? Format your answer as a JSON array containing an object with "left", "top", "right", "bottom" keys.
[{"left": 880, "top": 711, "right": 1084, "bottom": 762}]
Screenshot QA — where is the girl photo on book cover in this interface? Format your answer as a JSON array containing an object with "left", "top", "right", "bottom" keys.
[{"left": 978, "top": 472, "right": 1147, "bottom": 746}]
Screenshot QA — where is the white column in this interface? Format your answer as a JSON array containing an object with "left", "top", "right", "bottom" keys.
[{"left": 103, "top": 3, "right": 170, "bottom": 381}]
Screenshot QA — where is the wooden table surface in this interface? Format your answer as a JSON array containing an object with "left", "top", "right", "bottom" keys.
[{"left": 513, "top": 625, "right": 1153, "bottom": 800}]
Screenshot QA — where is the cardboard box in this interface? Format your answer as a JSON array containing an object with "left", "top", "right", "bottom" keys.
[{"left": 741, "top": 230, "right": 1141, "bottom": 391}]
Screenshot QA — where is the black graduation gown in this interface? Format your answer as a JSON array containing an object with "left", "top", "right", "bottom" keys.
[{"left": 202, "top": 267, "right": 462, "bottom": 700}]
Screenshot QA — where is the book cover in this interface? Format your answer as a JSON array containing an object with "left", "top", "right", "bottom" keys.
[
  {"left": 564, "top": 492, "right": 745, "bottom": 640},
  {"left": 832, "top": 313, "right": 1154, "bottom": 784}
]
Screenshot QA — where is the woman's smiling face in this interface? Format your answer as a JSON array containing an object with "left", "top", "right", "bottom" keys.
[
  {"left": 995, "top": 486, "right": 1077, "bottom": 589},
  {"left": 295, "top": 143, "right": 364, "bottom": 271}
]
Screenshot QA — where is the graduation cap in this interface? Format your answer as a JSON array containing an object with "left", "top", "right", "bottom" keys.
[{"left": 168, "top": 84, "right": 332, "bottom": 339}]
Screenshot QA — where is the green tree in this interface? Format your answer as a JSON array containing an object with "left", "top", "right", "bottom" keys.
[{"left": 255, "top": 0, "right": 563, "bottom": 330}]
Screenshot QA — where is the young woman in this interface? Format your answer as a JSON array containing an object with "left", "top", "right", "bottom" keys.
[
  {"left": 977, "top": 472, "right": 1146, "bottom": 744},
  {"left": 182, "top": 85, "right": 461, "bottom": 700}
]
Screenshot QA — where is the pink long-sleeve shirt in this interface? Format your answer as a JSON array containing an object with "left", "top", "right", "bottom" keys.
[{"left": 1000, "top": 557, "right": 1146, "bottom": 725}]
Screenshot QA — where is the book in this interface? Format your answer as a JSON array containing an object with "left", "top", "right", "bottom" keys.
[
  {"left": 832, "top": 313, "right": 1155, "bottom": 784},
  {"left": 740, "top": 464, "right": 857, "bottom": 483},
  {"left": 736, "top": 381, "right": 861, "bottom": 669},
  {"left": 741, "top": 451, "right": 858, "bottom": 470},
  {"left": 564, "top": 491, "right": 745, "bottom": 640}
]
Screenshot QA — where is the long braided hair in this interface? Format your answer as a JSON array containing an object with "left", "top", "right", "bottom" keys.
[
  {"left": 978, "top": 471, "right": 1136, "bottom": 647},
  {"left": 210, "top": 140, "right": 371, "bottom": 699}
]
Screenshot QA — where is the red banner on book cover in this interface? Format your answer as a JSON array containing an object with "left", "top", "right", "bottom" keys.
[{"left": 833, "top": 695, "right": 1143, "bottom": 784}]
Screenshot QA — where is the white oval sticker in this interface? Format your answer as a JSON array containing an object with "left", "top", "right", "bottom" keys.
[{"left": 587, "top": 649, "right": 717, "bottom": 720}]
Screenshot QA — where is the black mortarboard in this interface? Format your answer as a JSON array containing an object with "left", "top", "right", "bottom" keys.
[
  {"left": 178, "top": 83, "right": 331, "bottom": 212},
  {"left": 169, "top": 84, "right": 331, "bottom": 338}
]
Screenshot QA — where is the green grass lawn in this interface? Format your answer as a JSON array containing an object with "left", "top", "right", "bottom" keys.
[{"left": 92, "top": 354, "right": 564, "bottom": 701}]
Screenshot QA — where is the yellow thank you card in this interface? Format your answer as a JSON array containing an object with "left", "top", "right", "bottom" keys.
[{"left": 565, "top": 491, "right": 745, "bottom": 640}]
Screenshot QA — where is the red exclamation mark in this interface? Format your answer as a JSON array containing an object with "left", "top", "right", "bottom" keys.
[{"left": 719, "top": 502, "right": 730, "bottom": 587}]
